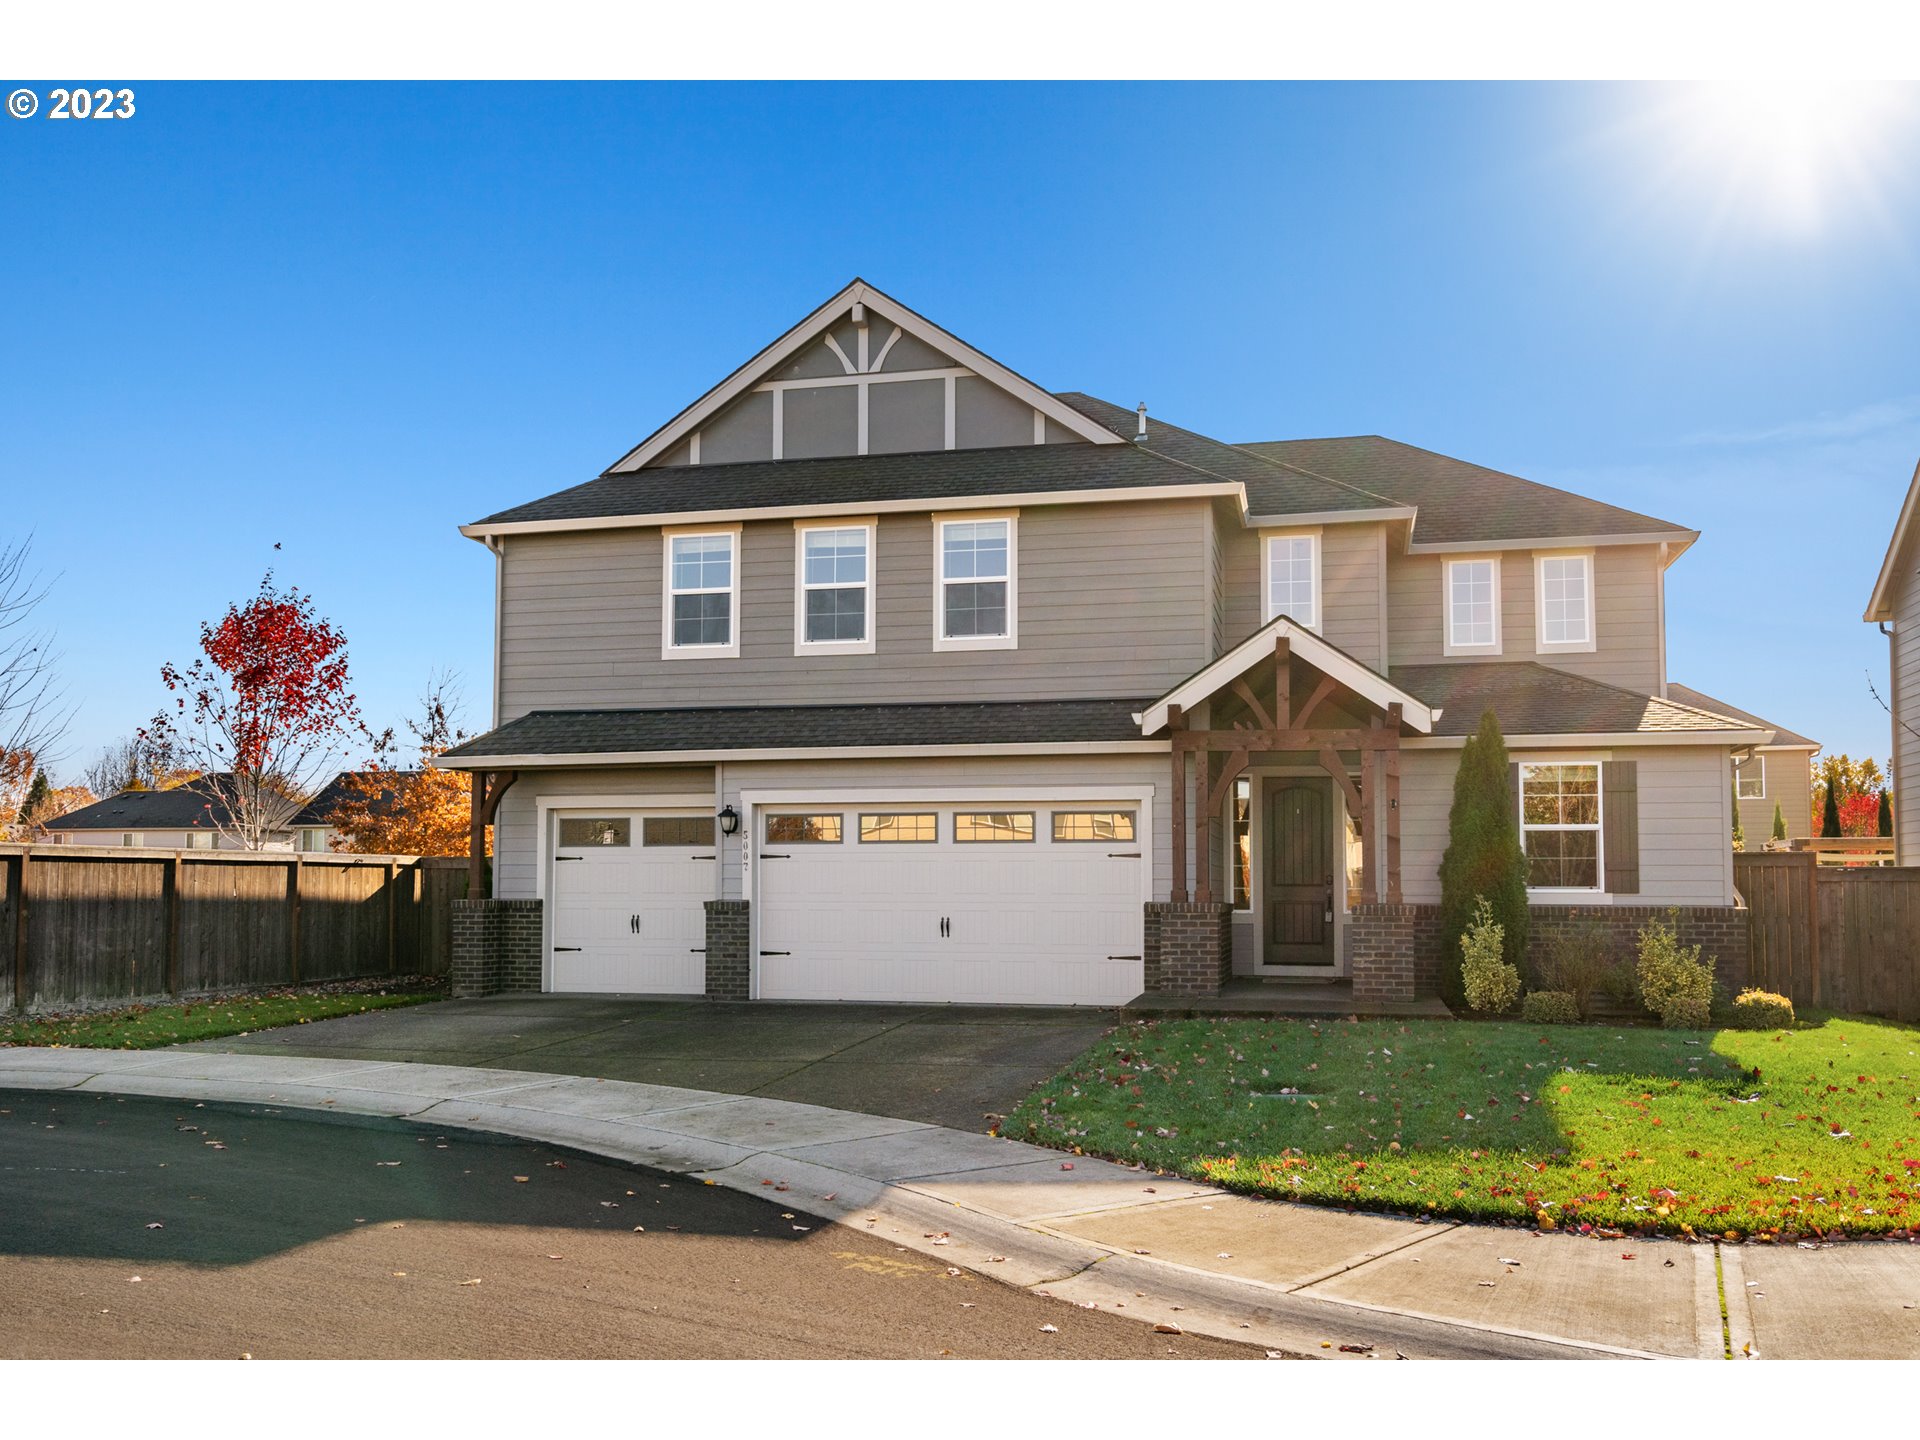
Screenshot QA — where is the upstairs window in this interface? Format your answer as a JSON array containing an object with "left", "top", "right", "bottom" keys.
[
  {"left": 664, "top": 528, "right": 739, "bottom": 658},
  {"left": 936, "top": 514, "right": 1016, "bottom": 650},
  {"left": 796, "top": 521, "right": 875, "bottom": 654},
  {"left": 1445, "top": 557, "right": 1501, "bottom": 655},
  {"left": 1536, "top": 551, "right": 1595, "bottom": 653},
  {"left": 1736, "top": 754, "right": 1766, "bottom": 800},
  {"left": 1263, "top": 531, "right": 1320, "bottom": 630},
  {"left": 1520, "top": 762, "right": 1602, "bottom": 891}
]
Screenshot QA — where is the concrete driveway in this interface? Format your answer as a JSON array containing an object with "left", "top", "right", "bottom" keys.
[{"left": 189, "top": 996, "right": 1116, "bottom": 1130}]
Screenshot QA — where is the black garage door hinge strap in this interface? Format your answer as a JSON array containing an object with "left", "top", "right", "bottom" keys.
[
  {"left": 758, "top": 950, "right": 791, "bottom": 956},
  {"left": 553, "top": 946, "right": 582, "bottom": 952}
]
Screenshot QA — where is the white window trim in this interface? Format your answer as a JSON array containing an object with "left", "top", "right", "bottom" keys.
[
  {"left": 1736, "top": 753, "right": 1766, "bottom": 800},
  {"left": 1260, "top": 528, "right": 1323, "bottom": 633},
  {"left": 661, "top": 524, "right": 742, "bottom": 660},
  {"left": 1442, "top": 554, "right": 1503, "bottom": 656},
  {"left": 1534, "top": 549, "right": 1597, "bottom": 655},
  {"left": 933, "top": 510, "right": 1017, "bottom": 652},
  {"left": 793, "top": 517, "right": 877, "bottom": 656},
  {"left": 1518, "top": 759, "right": 1606, "bottom": 896}
]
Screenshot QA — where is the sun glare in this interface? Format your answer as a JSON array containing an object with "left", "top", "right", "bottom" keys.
[{"left": 1666, "top": 79, "right": 1919, "bottom": 234}]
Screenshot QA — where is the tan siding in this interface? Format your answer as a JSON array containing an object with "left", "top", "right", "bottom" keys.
[
  {"left": 1388, "top": 544, "right": 1663, "bottom": 694},
  {"left": 1893, "top": 583, "right": 1920, "bottom": 862},
  {"left": 1220, "top": 521, "right": 1385, "bottom": 667},
  {"left": 1398, "top": 744, "right": 1734, "bottom": 907},
  {"left": 497, "top": 500, "right": 1214, "bottom": 719},
  {"left": 1736, "top": 748, "right": 1814, "bottom": 845}
]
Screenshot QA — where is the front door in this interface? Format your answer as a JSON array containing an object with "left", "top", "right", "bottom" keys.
[{"left": 1261, "top": 777, "right": 1335, "bottom": 967}]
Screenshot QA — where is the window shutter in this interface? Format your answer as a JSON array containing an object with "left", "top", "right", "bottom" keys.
[{"left": 1603, "top": 760, "right": 1640, "bottom": 894}]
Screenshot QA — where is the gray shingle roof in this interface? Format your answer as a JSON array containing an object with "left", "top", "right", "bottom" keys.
[
  {"left": 46, "top": 782, "right": 228, "bottom": 832},
  {"left": 1237, "top": 436, "right": 1691, "bottom": 545},
  {"left": 1665, "top": 684, "right": 1818, "bottom": 748},
  {"left": 1394, "top": 663, "right": 1764, "bottom": 738},
  {"left": 291, "top": 771, "right": 418, "bottom": 826},
  {"left": 439, "top": 699, "right": 1152, "bottom": 760}
]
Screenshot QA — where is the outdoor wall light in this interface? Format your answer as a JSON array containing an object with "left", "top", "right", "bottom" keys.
[{"left": 718, "top": 804, "right": 741, "bottom": 836}]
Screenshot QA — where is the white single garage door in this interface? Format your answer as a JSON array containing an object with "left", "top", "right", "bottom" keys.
[
  {"left": 755, "top": 802, "right": 1145, "bottom": 1006},
  {"left": 548, "top": 811, "right": 713, "bottom": 994}
]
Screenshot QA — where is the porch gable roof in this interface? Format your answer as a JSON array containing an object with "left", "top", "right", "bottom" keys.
[{"left": 1137, "top": 615, "right": 1440, "bottom": 737}]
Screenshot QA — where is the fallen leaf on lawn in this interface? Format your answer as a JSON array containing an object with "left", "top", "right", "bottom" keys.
[
  {"left": 1060, "top": 1162, "right": 1074, "bottom": 1171},
  {"left": 1339, "top": 1344, "right": 1372, "bottom": 1354},
  {"left": 458, "top": 1278, "right": 482, "bottom": 1286},
  {"left": 513, "top": 1176, "right": 529, "bottom": 1183},
  {"left": 145, "top": 1223, "right": 164, "bottom": 1230},
  {"left": 632, "top": 1226, "right": 645, "bottom": 1233},
  {"left": 946, "top": 1267, "right": 962, "bottom": 1276},
  {"left": 1039, "top": 1324, "right": 1059, "bottom": 1334},
  {"left": 391, "top": 1271, "right": 407, "bottom": 1277},
  {"left": 1154, "top": 1323, "right": 1183, "bottom": 1335},
  {"left": 1621, "top": 1253, "right": 1636, "bottom": 1260},
  {"left": 1498, "top": 1257, "right": 1521, "bottom": 1266}
]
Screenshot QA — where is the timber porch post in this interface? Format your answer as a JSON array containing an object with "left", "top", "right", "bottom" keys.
[{"left": 467, "top": 769, "right": 518, "bottom": 899}]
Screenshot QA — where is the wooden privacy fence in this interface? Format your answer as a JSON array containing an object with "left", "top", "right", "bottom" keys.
[
  {"left": 1736, "top": 851, "right": 1920, "bottom": 1022},
  {"left": 0, "top": 845, "right": 473, "bottom": 1013}
]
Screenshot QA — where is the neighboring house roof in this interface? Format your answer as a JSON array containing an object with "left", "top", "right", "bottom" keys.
[
  {"left": 1393, "top": 663, "right": 1770, "bottom": 739},
  {"left": 291, "top": 771, "right": 417, "bottom": 826},
  {"left": 1664, "top": 684, "right": 1819, "bottom": 749},
  {"left": 437, "top": 700, "right": 1152, "bottom": 764},
  {"left": 46, "top": 782, "right": 229, "bottom": 832},
  {"left": 1237, "top": 436, "right": 1695, "bottom": 548},
  {"left": 1864, "top": 455, "right": 1920, "bottom": 622}
]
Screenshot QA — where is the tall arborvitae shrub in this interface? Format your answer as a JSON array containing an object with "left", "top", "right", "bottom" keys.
[
  {"left": 1731, "top": 778, "right": 1745, "bottom": 851},
  {"left": 1821, "top": 780, "right": 1842, "bottom": 838},
  {"left": 1879, "top": 788, "right": 1893, "bottom": 838},
  {"left": 1437, "top": 709, "right": 1529, "bottom": 1007},
  {"left": 1771, "top": 801, "right": 1787, "bottom": 843}
]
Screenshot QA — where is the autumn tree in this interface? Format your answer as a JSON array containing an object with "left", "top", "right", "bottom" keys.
[
  {"left": 328, "top": 672, "right": 475, "bottom": 857},
  {"left": 146, "top": 572, "right": 377, "bottom": 850}
]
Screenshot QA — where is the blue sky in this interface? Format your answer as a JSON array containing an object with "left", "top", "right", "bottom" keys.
[{"left": 3, "top": 81, "right": 1918, "bottom": 780}]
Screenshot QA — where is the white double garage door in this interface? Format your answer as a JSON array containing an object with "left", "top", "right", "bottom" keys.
[{"left": 547, "top": 799, "right": 1146, "bottom": 1006}]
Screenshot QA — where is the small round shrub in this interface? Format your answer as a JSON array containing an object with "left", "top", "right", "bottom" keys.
[
  {"left": 1660, "top": 995, "right": 1713, "bottom": 1030},
  {"left": 1460, "top": 896, "right": 1521, "bottom": 1013},
  {"left": 1729, "top": 988, "right": 1795, "bottom": 1029},
  {"left": 1520, "top": 990, "right": 1581, "bottom": 1024},
  {"left": 1636, "top": 913, "right": 1715, "bottom": 1021}
]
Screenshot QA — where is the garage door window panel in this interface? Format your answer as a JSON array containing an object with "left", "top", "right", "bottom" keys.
[
  {"left": 954, "top": 811, "right": 1034, "bottom": 843},
  {"left": 643, "top": 816, "right": 715, "bottom": 847},
  {"left": 558, "top": 817, "right": 630, "bottom": 848},
  {"left": 1051, "top": 811, "right": 1136, "bottom": 842},
  {"left": 766, "top": 813, "right": 844, "bottom": 844},
  {"left": 859, "top": 813, "right": 937, "bottom": 843}
]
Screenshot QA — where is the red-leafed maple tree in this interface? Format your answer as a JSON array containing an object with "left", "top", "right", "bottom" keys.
[{"left": 146, "top": 572, "right": 382, "bottom": 849}]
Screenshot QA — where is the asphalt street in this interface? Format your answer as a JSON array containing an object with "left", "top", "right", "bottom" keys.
[{"left": 0, "top": 1088, "right": 1260, "bottom": 1359}]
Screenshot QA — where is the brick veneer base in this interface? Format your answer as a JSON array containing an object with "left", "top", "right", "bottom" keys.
[
  {"left": 705, "top": 900, "right": 750, "bottom": 1000},
  {"left": 1353, "top": 901, "right": 1751, "bottom": 1004},
  {"left": 451, "top": 898, "right": 543, "bottom": 999},
  {"left": 1144, "top": 901, "right": 1233, "bottom": 995}
]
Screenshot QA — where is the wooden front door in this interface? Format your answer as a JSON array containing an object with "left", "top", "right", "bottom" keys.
[{"left": 1262, "top": 777, "right": 1335, "bottom": 967}]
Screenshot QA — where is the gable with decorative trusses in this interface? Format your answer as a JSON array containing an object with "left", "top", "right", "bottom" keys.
[{"left": 607, "top": 279, "right": 1122, "bottom": 474}]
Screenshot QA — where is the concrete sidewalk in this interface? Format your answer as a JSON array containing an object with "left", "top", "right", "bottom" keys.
[{"left": 2, "top": 1047, "right": 1914, "bottom": 1360}]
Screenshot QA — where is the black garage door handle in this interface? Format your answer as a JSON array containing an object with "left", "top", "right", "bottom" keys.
[{"left": 758, "top": 950, "right": 791, "bottom": 957}]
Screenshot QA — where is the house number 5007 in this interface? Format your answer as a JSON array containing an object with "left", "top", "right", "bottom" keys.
[{"left": 49, "top": 88, "right": 137, "bottom": 119}]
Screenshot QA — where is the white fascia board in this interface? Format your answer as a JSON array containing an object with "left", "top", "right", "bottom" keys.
[
  {"left": 459, "top": 483, "right": 1243, "bottom": 541},
  {"left": 1139, "top": 614, "right": 1437, "bottom": 736},
  {"left": 1244, "top": 506, "right": 1416, "bottom": 529},
  {"left": 1865, "top": 457, "right": 1920, "bottom": 621},
  {"left": 434, "top": 740, "right": 1172, "bottom": 770},
  {"left": 603, "top": 279, "right": 1122, "bottom": 475},
  {"left": 1405, "top": 529, "right": 1698, "bottom": 556},
  {"left": 1401, "top": 728, "right": 1772, "bottom": 750}
]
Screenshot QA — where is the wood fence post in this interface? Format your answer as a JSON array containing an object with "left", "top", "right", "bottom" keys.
[
  {"left": 288, "top": 856, "right": 303, "bottom": 986},
  {"left": 385, "top": 860, "right": 398, "bottom": 975},
  {"left": 163, "top": 855, "right": 182, "bottom": 997},
  {"left": 10, "top": 851, "right": 27, "bottom": 1013}
]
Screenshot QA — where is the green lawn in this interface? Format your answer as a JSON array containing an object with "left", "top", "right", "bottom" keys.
[
  {"left": 1003, "top": 1013, "right": 1920, "bottom": 1239},
  {"left": 0, "top": 988, "right": 441, "bottom": 1051}
]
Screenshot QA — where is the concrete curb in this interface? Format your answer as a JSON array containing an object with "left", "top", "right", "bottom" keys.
[{"left": 0, "top": 1048, "right": 1708, "bottom": 1360}]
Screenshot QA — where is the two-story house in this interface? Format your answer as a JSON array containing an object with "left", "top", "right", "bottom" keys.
[{"left": 440, "top": 279, "right": 1771, "bottom": 1006}]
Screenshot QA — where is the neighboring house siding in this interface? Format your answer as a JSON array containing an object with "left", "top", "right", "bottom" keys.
[
  {"left": 1387, "top": 543, "right": 1664, "bottom": 695},
  {"left": 1894, "top": 579, "right": 1920, "bottom": 863},
  {"left": 1397, "top": 743, "right": 1735, "bottom": 907},
  {"left": 496, "top": 498, "right": 1213, "bottom": 720},
  {"left": 491, "top": 753, "right": 1172, "bottom": 904},
  {"left": 1735, "top": 748, "right": 1813, "bottom": 846},
  {"left": 46, "top": 829, "right": 284, "bottom": 850},
  {"left": 1220, "top": 520, "right": 1386, "bottom": 668}
]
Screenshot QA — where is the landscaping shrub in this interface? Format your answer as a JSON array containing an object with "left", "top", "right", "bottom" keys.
[
  {"left": 1635, "top": 911, "right": 1715, "bottom": 1027},
  {"left": 1459, "top": 896, "right": 1521, "bottom": 1013},
  {"left": 1530, "top": 916, "right": 1624, "bottom": 1017},
  {"left": 1729, "top": 988, "right": 1796, "bottom": 1029},
  {"left": 1519, "top": 990, "right": 1580, "bottom": 1024},
  {"left": 1437, "top": 709, "right": 1527, "bottom": 1007},
  {"left": 1771, "top": 802, "right": 1787, "bottom": 844}
]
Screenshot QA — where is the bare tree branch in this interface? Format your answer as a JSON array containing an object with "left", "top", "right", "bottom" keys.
[{"left": 0, "top": 537, "right": 73, "bottom": 773}]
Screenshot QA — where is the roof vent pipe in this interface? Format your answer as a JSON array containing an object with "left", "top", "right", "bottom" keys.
[{"left": 1135, "top": 402, "right": 1148, "bottom": 441}]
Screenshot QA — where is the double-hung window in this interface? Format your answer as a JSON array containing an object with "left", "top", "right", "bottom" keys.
[
  {"left": 1519, "top": 762, "right": 1602, "bottom": 891},
  {"left": 1262, "top": 531, "right": 1320, "bottom": 630},
  {"left": 795, "top": 520, "right": 875, "bottom": 654},
  {"left": 935, "top": 513, "right": 1016, "bottom": 650},
  {"left": 1444, "top": 557, "right": 1501, "bottom": 655},
  {"left": 1535, "top": 551, "right": 1595, "bottom": 653},
  {"left": 1736, "top": 754, "right": 1766, "bottom": 800},
  {"left": 663, "top": 527, "right": 740, "bottom": 658}
]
